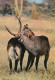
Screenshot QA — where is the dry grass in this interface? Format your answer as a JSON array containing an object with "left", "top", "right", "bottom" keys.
[{"left": 0, "top": 15, "right": 55, "bottom": 80}]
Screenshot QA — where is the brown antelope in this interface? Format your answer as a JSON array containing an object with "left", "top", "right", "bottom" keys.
[
  {"left": 18, "top": 35, "right": 50, "bottom": 71},
  {"left": 7, "top": 37, "right": 25, "bottom": 72},
  {"left": 5, "top": 0, "right": 36, "bottom": 72},
  {"left": 5, "top": 22, "right": 35, "bottom": 72},
  {"left": 5, "top": 0, "right": 25, "bottom": 72}
]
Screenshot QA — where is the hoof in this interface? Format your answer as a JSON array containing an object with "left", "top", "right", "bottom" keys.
[
  {"left": 34, "top": 69, "right": 38, "bottom": 73},
  {"left": 9, "top": 70, "right": 12, "bottom": 74},
  {"left": 20, "top": 68, "right": 22, "bottom": 71},
  {"left": 14, "top": 68, "right": 17, "bottom": 72},
  {"left": 25, "top": 68, "right": 27, "bottom": 71},
  {"left": 45, "top": 68, "right": 48, "bottom": 71}
]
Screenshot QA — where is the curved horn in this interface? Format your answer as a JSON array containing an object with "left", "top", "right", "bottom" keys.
[
  {"left": 5, "top": 25, "right": 16, "bottom": 36},
  {"left": 16, "top": 16, "right": 22, "bottom": 32},
  {"left": 14, "top": 0, "right": 23, "bottom": 32}
]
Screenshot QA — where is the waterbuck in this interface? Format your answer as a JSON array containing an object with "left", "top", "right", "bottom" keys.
[
  {"left": 18, "top": 35, "right": 50, "bottom": 71},
  {"left": 5, "top": 22, "right": 35, "bottom": 72},
  {"left": 5, "top": 0, "right": 35, "bottom": 72}
]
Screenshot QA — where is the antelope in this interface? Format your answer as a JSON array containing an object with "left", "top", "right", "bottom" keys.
[
  {"left": 5, "top": 0, "right": 25, "bottom": 72},
  {"left": 5, "top": 0, "right": 38, "bottom": 72},
  {"left": 5, "top": 22, "right": 35, "bottom": 72},
  {"left": 5, "top": 18, "right": 24, "bottom": 72},
  {"left": 18, "top": 35, "right": 50, "bottom": 71},
  {"left": 5, "top": 17, "right": 36, "bottom": 72},
  {"left": 7, "top": 37, "right": 25, "bottom": 72}
]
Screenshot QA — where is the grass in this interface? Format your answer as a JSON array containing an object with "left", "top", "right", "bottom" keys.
[{"left": 0, "top": 15, "right": 55, "bottom": 80}]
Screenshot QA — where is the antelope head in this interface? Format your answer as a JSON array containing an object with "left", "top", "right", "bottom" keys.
[
  {"left": 5, "top": 23, "right": 35, "bottom": 38},
  {"left": 22, "top": 24, "right": 35, "bottom": 38}
]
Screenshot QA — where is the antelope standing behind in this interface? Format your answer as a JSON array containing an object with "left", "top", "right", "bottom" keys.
[{"left": 18, "top": 35, "right": 50, "bottom": 71}]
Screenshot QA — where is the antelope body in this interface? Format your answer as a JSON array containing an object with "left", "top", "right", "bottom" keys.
[
  {"left": 7, "top": 37, "right": 25, "bottom": 71},
  {"left": 18, "top": 35, "right": 50, "bottom": 71}
]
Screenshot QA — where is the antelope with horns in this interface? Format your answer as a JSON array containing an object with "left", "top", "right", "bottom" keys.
[
  {"left": 5, "top": 0, "right": 25, "bottom": 72},
  {"left": 18, "top": 35, "right": 50, "bottom": 71},
  {"left": 5, "top": 23, "right": 35, "bottom": 72},
  {"left": 5, "top": 0, "right": 36, "bottom": 72}
]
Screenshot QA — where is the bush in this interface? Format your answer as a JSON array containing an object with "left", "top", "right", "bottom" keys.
[{"left": 31, "top": 4, "right": 39, "bottom": 19}]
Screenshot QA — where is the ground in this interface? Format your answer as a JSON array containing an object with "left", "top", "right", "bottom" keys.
[{"left": 0, "top": 15, "right": 55, "bottom": 80}]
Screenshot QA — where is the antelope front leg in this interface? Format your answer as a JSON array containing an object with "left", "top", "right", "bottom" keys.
[
  {"left": 35, "top": 55, "right": 40, "bottom": 70},
  {"left": 28, "top": 56, "right": 35, "bottom": 70},
  {"left": 25, "top": 53, "right": 32, "bottom": 71}
]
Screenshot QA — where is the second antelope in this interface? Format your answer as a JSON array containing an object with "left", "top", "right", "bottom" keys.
[{"left": 18, "top": 35, "right": 50, "bottom": 71}]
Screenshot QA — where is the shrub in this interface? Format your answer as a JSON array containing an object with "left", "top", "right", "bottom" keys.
[{"left": 31, "top": 4, "right": 39, "bottom": 19}]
